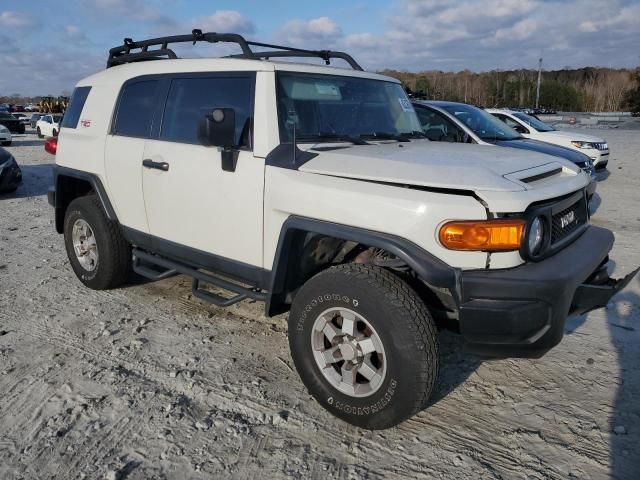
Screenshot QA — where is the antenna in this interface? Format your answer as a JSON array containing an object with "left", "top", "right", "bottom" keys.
[{"left": 286, "top": 108, "right": 299, "bottom": 166}]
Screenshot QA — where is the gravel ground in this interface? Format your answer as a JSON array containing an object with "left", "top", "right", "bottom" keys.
[{"left": 0, "top": 128, "right": 638, "bottom": 479}]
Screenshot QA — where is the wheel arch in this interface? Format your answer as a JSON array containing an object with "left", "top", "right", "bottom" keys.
[
  {"left": 266, "top": 216, "right": 460, "bottom": 317},
  {"left": 51, "top": 166, "right": 117, "bottom": 233}
]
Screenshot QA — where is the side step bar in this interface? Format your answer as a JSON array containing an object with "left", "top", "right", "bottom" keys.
[{"left": 132, "top": 249, "right": 267, "bottom": 307}]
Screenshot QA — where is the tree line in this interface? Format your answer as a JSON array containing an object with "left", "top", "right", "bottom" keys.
[{"left": 382, "top": 67, "right": 640, "bottom": 112}]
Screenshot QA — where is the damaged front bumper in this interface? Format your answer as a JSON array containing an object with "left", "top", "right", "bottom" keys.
[{"left": 457, "top": 226, "right": 638, "bottom": 358}]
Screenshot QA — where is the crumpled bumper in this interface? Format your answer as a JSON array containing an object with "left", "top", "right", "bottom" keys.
[{"left": 457, "top": 225, "right": 638, "bottom": 358}]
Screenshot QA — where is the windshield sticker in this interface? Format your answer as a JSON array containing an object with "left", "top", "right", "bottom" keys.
[
  {"left": 314, "top": 82, "right": 340, "bottom": 96},
  {"left": 398, "top": 97, "right": 413, "bottom": 112}
]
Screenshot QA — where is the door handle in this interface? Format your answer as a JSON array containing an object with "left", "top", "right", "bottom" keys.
[{"left": 142, "top": 159, "right": 170, "bottom": 171}]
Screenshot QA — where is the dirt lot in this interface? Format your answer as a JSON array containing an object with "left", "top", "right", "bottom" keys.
[{"left": 1, "top": 128, "right": 638, "bottom": 479}]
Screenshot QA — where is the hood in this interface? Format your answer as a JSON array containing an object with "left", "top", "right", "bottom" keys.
[
  {"left": 493, "top": 138, "right": 592, "bottom": 165},
  {"left": 298, "top": 140, "right": 582, "bottom": 192},
  {"left": 538, "top": 130, "right": 605, "bottom": 143}
]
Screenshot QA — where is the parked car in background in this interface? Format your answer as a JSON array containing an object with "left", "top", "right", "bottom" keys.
[
  {"left": 0, "top": 125, "right": 12, "bottom": 146},
  {"left": 30, "top": 113, "right": 44, "bottom": 128},
  {"left": 10, "top": 105, "right": 25, "bottom": 113},
  {"left": 412, "top": 101, "right": 596, "bottom": 198},
  {"left": 0, "top": 111, "right": 26, "bottom": 134},
  {"left": 25, "top": 104, "right": 39, "bottom": 112},
  {"left": 13, "top": 113, "right": 30, "bottom": 125},
  {"left": 36, "top": 114, "right": 62, "bottom": 138},
  {"left": 0, "top": 146, "right": 22, "bottom": 193},
  {"left": 487, "top": 109, "right": 609, "bottom": 169},
  {"left": 0, "top": 103, "right": 10, "bottom": 113}
]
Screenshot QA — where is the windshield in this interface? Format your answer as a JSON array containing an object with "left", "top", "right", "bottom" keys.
[
  {"left": 513, "top": 112, "right": 555, "bottom": 132},
  {"left": 439, "top": 104, "right": 521, "bottom": 141},
  {"left": 0, "top": 112, "right": 16, "bottom": 119},
  {"left": 276, "top": 72, "right": 423, "bottom": 143},
  {"left": 53, "top": 115, "right": 62, "bottom": 122}
]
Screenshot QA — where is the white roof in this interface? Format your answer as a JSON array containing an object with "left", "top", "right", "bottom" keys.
[{"left": 78, "top": 57, "right": 397, "bottom": 87}]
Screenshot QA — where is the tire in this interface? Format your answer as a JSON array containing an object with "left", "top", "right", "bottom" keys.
[
  {"left": 288, "top": 263, "right": 439, "bottom": 429},
  {"left": 1, "top": 141, "right": 10, "bottom": 146},
  {"left": 63, "top": 195, "right": 131, "bottom": 290},
  {"left": 36, "top": 127, "right": 43, "bottom": 138},
  {"left": 52, "top": 129, "right": 57, "bottom": 137}
]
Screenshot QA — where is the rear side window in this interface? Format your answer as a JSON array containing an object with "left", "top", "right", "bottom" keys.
[
  {"left": 61, "top": 86, "right": 91, "bottom": 129},
  {"left": 113, "top": 80, "right": 159, "bottom": 138},
  {"left": 160, "top": 75, "right": 254, "bottom": 147}
]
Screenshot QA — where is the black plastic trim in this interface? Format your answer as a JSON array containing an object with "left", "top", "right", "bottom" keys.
[
  {"left": 123, "top": 227, "right": 271, "bottom": 290},
  {"left": 51, "top": 166, "right": 118, "bottom": 233},
  {"left": 266, "top": 216, "right": 459, "bottom": 316},
  {"left": 265, "top": 143, "right": 318, "bottom": 169}
]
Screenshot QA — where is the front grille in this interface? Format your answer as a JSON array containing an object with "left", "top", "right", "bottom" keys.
[
  {"left": 593, "top": 142, "right": 608, "bottom": 151},
  {"left": 551, "top": 197, "right": 588, "bottom": 244}
]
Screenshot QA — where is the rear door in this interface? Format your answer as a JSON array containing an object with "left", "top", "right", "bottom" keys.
[
  {"left": 104, "top": 78, "right": 161, "bottom": 233},
  {"left": 141, "top": 73, "right": 264, "bottom": 268}
]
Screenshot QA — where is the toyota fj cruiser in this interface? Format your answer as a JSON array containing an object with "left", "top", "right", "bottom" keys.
[{"left": 47, "top": 31, "right": 638, "bottom": 429}]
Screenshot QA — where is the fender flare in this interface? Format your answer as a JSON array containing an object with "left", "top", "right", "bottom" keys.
[
  {"left": 50, "top": 165, "right": 118, "bottom": 233},
  {"left": 266, "top": 216, "right": 460, "bottom": 316}
]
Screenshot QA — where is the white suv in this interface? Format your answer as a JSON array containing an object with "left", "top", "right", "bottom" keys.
[
  {"left": 47, "top": 31, "right": 637, "bottom": 429},
  {"left": 487, "top": 109, "right": 610, "bottom": 169}
]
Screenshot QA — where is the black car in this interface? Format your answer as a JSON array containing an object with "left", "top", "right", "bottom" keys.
[
  {"left": 0, "top": 112, "right": 26, "bottom": 134},
  {"left": 413, "top": 100, "right": 597, "bottom": 197},
  {"left": 0, "top": 147, "right": 22, "bottom": 193},
  {"left": 30, "top": 113, "right": 44, "bottom": 128}
]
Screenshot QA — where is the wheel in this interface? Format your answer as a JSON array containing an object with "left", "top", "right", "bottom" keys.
[
  {"left": 1, "top": 141, "right": 10, "bottom": 146},
  {"left": 288, "top": 263, "right": 439, "bottom": 429},
  {"left": 63, "top": 195, "right": 131, "bottom": 290},
  {"left": 36, "top": 127, "right": 43, "bottom": 138},
  {"left": 52, "top": 129, "right": 57, "bottom": 137}
]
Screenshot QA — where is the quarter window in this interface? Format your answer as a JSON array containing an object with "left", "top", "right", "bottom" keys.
[
  {"left": 113, "top": 80, "right": 159, "bottom": 138},
  {"left": 160, "top": 75, "right": 255, "bottom": 147},
  {"left": 61, "top": 86, "right": 91, "bottom": 129}
]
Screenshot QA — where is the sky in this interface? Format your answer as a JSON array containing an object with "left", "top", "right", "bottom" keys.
[{"left": 1, "top": 0, "right": 639, "bottom": 96}]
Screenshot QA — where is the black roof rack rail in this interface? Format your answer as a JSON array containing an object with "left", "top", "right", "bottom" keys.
[{"left": 107, "top": 30, "right": 363, "bottom": 71}]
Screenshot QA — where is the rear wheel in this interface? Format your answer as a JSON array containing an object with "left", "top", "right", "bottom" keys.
[
  {"left": 288, "top": 263, "right": 439, "bottom": 429},
  {"left": 63, "top": 195, "right": 131, "bottom": 290}
]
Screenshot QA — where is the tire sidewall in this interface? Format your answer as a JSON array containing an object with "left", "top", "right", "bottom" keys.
[
  {"left": 289, "top": 269, "right": 435, "bottom": 429},
  {"left": 63, "top": 199, "right": 109, "bottom": 288}
]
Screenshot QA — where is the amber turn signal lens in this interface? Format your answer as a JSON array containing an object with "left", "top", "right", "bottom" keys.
[{"left": 439, "top": 219, "right": 525, "bottom": 251}]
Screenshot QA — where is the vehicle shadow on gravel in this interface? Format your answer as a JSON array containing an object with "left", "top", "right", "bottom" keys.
[
  {"left": 427, "top": 330, "right": 483, "bottom": 406},
  {"left": 606, "top": 286, "right": 640, "bottom": 479},
  {"left": 0, "top": 164, "right": 52, "bottom": 200},
  {"left": 8, "top": 140, "right": 45, "bottom": 147}
]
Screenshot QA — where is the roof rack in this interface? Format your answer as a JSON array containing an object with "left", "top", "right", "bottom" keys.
[{"left": 107, "top": 29, "right": 363, "bottom": 71}]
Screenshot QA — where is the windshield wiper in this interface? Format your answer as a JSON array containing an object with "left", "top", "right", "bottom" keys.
[
  {"left": 298, "top": 133, "right": 370, "bottom": 145},
  {"left": 360, "top": 132, "right": 410, "bottom": 142}
]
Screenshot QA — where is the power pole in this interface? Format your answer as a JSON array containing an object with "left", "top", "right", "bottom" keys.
[{"left": 535, "top": 57, "right": 542, "bottom": 108}]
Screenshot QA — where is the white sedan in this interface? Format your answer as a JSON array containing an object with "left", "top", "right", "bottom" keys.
[
  {"left": 0, "top": 125, "right": 11, "bottom": 146},
  {"left": 36, "top": 114, "right": 63, "bottom": 138},
  {"left": 487, "top": 109, "right": 609, "bottom": 169}
]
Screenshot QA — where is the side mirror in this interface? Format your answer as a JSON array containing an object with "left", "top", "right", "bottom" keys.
[
  {"left": 198, "top": 108, "right": 238, "bottom": 172},
  {"left": 198, "top": 108, "right": 236, "bottom": 148}
]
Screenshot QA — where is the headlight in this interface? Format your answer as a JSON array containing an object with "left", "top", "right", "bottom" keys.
[
  {"left": 527, "top": 217, "right": 544, "bottom": 255},
  {"left": 571, "top": 141, "right": 595, "bottom": 149}
]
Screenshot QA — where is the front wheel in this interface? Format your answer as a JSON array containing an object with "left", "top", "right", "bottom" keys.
[
  {"left": 288, "top": 263, "right": 439, "bottom": 429},
  {"left": 36, "top": 127, "right": 43, "bottom": 138},
  {"left": 63, "top": 195, "right": 131, "bottom": 290},
  {"left": 52, "top": 129, "right": 57, "bottom": 137},
  {"left": 1, "top": 141, "right": 10, "bottom": 146}
]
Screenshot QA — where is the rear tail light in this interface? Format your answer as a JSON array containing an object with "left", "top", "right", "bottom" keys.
[{"left": 44, "top": 137, "right": 57, "bottom": 155}]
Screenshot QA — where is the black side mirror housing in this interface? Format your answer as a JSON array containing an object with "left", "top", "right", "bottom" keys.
[
  {"left": 198, "top": 108, "right": 238, "bottom": 172},
  {"left": 198, "top": 108, "right": 236, "bottom": 148}
]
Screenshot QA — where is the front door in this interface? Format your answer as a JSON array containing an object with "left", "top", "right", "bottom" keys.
[{"left": 141, "top": 74, "right": 264, "bottom": 268}]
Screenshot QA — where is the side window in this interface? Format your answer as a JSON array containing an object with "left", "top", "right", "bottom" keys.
[
  {"left": 415, "top": 106, "right": 463, "bottom": 142},
  {"left": 495, "top": 114, "right": 526, "bottom": 132},
  {"left": 61, "top": 86, "right": 91, "bottom": 129},
  {"left": 160, "top": 75, "right": 254, "bottom": 147},
  {"left": 113, "top": 80, "right": 159, "bottom": 138}
]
